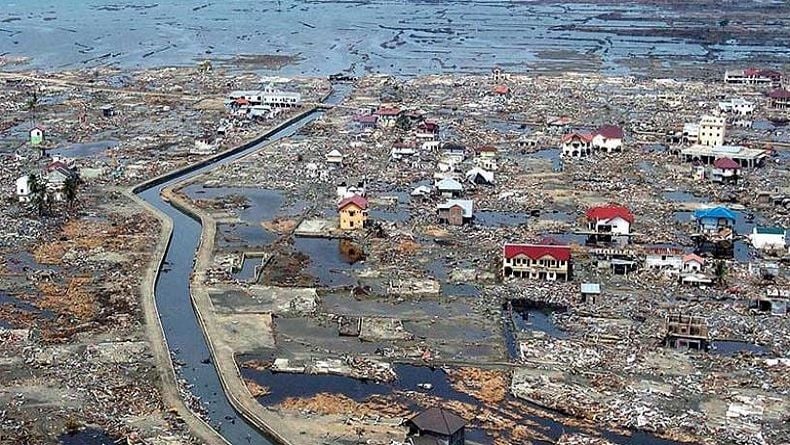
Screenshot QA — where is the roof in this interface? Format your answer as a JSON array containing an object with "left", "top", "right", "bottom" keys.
[
  {"left": 713, "top": 157, "right": 741, "bottom": 170},
  {"left": 754, "top": 226, "right": 786, "bottom": 235},
  {"left": 594, "top": 124, "right": 624, "bottom": 140},
  {"left": 337, "top": 195, "right": 368, "bottom": 211},
  {"left": 436, "top": 178, "right": 464, "bottom": 191},
  {"left": 503, "top": 243, "right": 571, "bottom": 261},
  {"left": 682, "top": 253, "right": 705, "bottom": 265},
  {"left": 477, "top": 145, "right": 497, "bottom": 153},
  {"left": 326, "top": 149, "right": 344, "bottom": 158},
  {"left": 769, "top": 89, "right": 790, "bottom": 99},
  {"left": 493, "top": 84, "right": 510, "bottom": 95},
  {"left": 437, "top": 199, "right": 473, "bottom": 218},
  {"left": 693, "top": 206, "right": 736, "bottom": 221},
  {"left": 374, "top": 107, "right": 401, "bottom": 117},
  {"left": 354, "top": 114, "right": 378, "bottom": 124},
  {"left": 408, "top": 408, "right": 465, "bottom": 437},
  {"left": 585, "top": 204, "right": 635, "bottom": 224},
  {"left": 465, "top": 167, "right": 495, "bottom": 184},
  {"left": 581, "top": 283, "right": 601, "bottom": 294},
  {"left": 561, "top": 131, "right": 594, "bottom": 143},
  {"left": 417, "top": 121, "right": 439, "bottom": 132}
]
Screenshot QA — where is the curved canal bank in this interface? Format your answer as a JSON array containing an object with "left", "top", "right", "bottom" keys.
[{"left": 130, "top": 91, "right": 343, "bottom": 444}]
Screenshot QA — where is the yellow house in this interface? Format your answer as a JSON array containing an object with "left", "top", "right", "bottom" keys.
[{"left": 338, "top": 195, "right": 369, "bottom": 230}]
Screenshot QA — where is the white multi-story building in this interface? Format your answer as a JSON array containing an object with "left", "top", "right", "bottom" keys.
[
  {"left": 228, "top": 86, "right": 301, "bottom": 108},
  {"left": 718, "top": 98, "right": 755, "bottom": 115},
  {"left": 698, "top": 115, "right": 726, "bottom": 147}
]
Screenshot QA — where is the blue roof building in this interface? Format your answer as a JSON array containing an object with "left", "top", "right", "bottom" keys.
[{"left": 693, "top": 206, "right": 737, "bottom": 238}]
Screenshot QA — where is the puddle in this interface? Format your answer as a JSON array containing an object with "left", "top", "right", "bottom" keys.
[
  {"left": 426, "top": 258, "right": 480, "bottom": 297},
  {"left": 528, "top": 148, "right": 563, "bottom": 172},
  {"left": 710, "top": 340, "right": 769, "bottom": 357},
  {"left": 538, "top": 232, "right": 587, "bottom": 245},
  {"left": 638, "top": 161, "right": 655, "bottom": 173},
  {"left": 58, "top": 428, "right": 117, "bottom": 445},
  {"left": 476, "top": 211, "right": 529, "bottom": 227},
  {"left": 0, "top": 292, "right": 56, "bottom": 323},
  {"left": 233, "top": 256, "right": 262, "bottom": 281},
  {"left": 295, "top": 237, "right": 365, "bottom": 287},
  {"left": 663, "top": 190, "right": 704, "bottom": 203},
  {"left": 183, "top": 185, "right": 284, "bottom": 224},
  {"left": 50, "top": 140, "right": 118, "bottom": 158},
  {"left": 217, "top": 223, "right": 277, "bottom": 249},
  {"left": 508, "top": 300, "right": 568, "bottom": 339}
]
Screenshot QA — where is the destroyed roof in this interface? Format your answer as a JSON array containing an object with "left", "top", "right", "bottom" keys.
[
  {"left": 561, "top": 131, "right": 594, "bottom": 143},
  {"left": 436, "top": 177, "right": 463, "bottom": 191},
  {"left": 594, "top": 124, "right": 624, "bottom": 139},
  {"left": 694, "top": 206, "right": 736, "bottom": 221},
  {"left": 354, "top": 114, "right": 378, "bottom": 123},
  {"left": 337, "top": 195, "right": 368, "bottom": 210},
  {"left": 407, "top": 407, "right": 465, "bottom": 436},
  {"left": 476, "top": 145, "right": 497, "bottom": 153},
  {"left": 442, "top": 142, "right": 466, "bottom": 152},
  {"left": 713, "top": 157, "right": 741, "bottom": 170},
  {"left": 326, "top": 149, "right": 344, "bottom": 158},
  {"left": 374, "top": 107, "right": 402, "bottom": 116},
  {"left": 503, "top": 243, "right": 571, "bottom": 261},
  {"left": 581, "top": 283, "right": 601, "bottom": 294},
  {"left": 493, "top": 84, "right": 510, "bottom": 95},
  {"left": 769, "top": 88, "right": 790, "bottom": 99},
  {"left": 437, "top": 199, "right": 473, "bottom": 218},
  {"left": 585, "top": 204, "right": 634, "bottom": 224},
  {"left": 465, "top": 167, "right": 494, "bottom": 184}
]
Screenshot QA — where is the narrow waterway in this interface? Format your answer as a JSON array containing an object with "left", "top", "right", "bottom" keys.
[{"left": 134, "top": 86, "right": 349, "bottom": 445}]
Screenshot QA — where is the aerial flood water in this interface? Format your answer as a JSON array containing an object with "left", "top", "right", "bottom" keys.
[{"left": 3, "top": 1, "right": 790, "bottom": 77}]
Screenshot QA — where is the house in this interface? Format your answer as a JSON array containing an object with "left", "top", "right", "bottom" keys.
[
  {"left": 29, "top": 127, "right": 44, "bottom": 146},
  {"left": 502, "top": 243, "right": 572, "bottom": 281},
  {"left": 682, "top": 253, "right": 705, "bottom": 273},
  {"left": 326, "top": 149, "right": 344, "bottom": 166},
  {"left": 664, "top": 314, "right": 709, "bottom": 351},
  {"left": 590, "top": 247, "right": 638, "bottom": 275},
  {"left": 476, "top": 145, "right": 497, "bottom": 159},
  {"left": 560, "top": 131, "right": 593, "bottom": 158},
  {"left": 711, "top": 157, "right": 741, "bottom": 183},
  {"left": 436, "top": 178, "right": 464, "bottom": 198},
  {"left": 585, "top": 204, "right": 634, "bottom": 243},
  {"left": 493, "top": 84, "right": 510, "bottom": 96},
  {"left": 228, "top": 88, "right": 301, "bottom": 108},
  {"left": 100, "top": 104, "right": 115, "bottom": 117},
  {"left": 769, "top": 88, "right": 790, "bottom": 109},
  {"left": 337, "top": 181, "right": 366, "bottom": 199},
  {"left": 698, "top": 115, "right": 726, "bottom": 147},
  {"left": 337, "top": 195, "right": 368, "bottom": 230},
  {"left": 680, "top": 144, "right": 767, "bottom": 169},
  {"left": 406, "top": 407, "right": 465, "bottom": 445},
  {"left": 750, "top": 226, "right": 787, "bottom": 251},
  {"left": 465, "top": 167, "right": 494, "bottom": 185},
  {"left": 442, "top": 142, "right": 466, "bottom": 158},
  {"left": 354, "top": 114, "right": 378, "bottom": 129},
  {"left": 580, "top": 282, "right": 601, "bottom": 304},
  {"left": 391, "top": 141, "right": 417, "bottom": 160},
  {"left": 693, "top": 207, "right": 736, "bottom": 238},
  {"left": 750, "top": 288, "right": 788, "bottom": 316},
  {"left": 682, "top": 122, "right": 700, "bottom": 145},
  {"left": 591, "top": 125, "right": 624, "bottom": 153},
  {"left": 374, "top": 107, "right": 402, "bottom": 128},
  {"left": 681, "top": 273, "right": 714, "bottom": 287},
  {"left": 45, "top": 164, "right": 78, "bottom": 202},
  {"left": 476, "top": 156, "right": 498, "bottom": 171},
  {"left": 411, "top": 185, "right": 432, "bottom": 198},
  {"left": 645, "top": 247, "right": 684, "bottom": 272},
  {"left": 16, "top": 175, "right": 32, "bottom": 202},
  {"left": 492, "top": 66, "right": 505, "bottom": 82},
  {"left": 724, "top": 68, "right": 782, "bottom": 86},
  {"left": 718, "top": 98, "right": 755, "bottom": 115},
  {"left": 437, "top": 200, "right": 473, "bottom": 226}
]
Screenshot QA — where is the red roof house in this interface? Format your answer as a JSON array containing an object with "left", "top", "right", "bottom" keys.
[
  {"left": 561, "top": 131, "right": 594, "bottom": 144},
  {"left": 594, "top": 124, "right": 624, "bottom": 140},
  {"left": 713, "top": 157, "right": 741, "bottom": 170},
  {"left": 338, "top": 195, "right": 368, "bottom": 211},
  {"left": 503, "top": 243, "right": 571, "bottom": 262},
  {"left": 585, "top": 204, "right": 635, "bottom": 224}
]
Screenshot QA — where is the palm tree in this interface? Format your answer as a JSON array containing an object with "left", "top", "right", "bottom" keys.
[
  {"left": 714, "top": 260, "right": 727, "bottom": 286},
  {"left": 27, "top": 173, "right": 47, "bottom": 216},
  {"left": 63, "top": 175, "right": 79, "bottom": 208}
]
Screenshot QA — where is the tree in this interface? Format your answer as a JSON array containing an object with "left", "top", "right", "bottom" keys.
[
  {"left": 63, "top": 175, "right": 79, "bottom": 208},
  {"left": 395, "top": 114, "right": 411, "bottom": 131},
  {"left": 714, "top": 260, "right": 727, "bottom": 285},
  {"left": 27, "top": 173, "right": 48, "bottom": 216}
]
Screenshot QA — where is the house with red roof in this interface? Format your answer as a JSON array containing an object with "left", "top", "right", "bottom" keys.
[
  {"left": 769, "top": 88, "right": 790, "bottom": 109},
  {"left": 711, "top": 157, "right": 741, "bottom": 183},
  {"left": 502, "top": 243, "right": 572, "bottom": 281},
  {"left": 560, "top": 131, "right": 593, "bottom": 158},
  {"left": 586, "top": 204, "right": 634, "bottom": 237},
  {"left": 338, "top": 195, "right": 368, "bottom": 230},
  {"left": 591, "top": 125, "right": 624, "bottom": 153},
  {"left": 373, "top": 106, "right": 402, "bottom": 128}
]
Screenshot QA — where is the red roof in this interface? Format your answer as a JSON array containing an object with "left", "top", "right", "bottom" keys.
[
  {"left": 477, "top": 145, "right": 497, "bottom": 153},
  {"left": 769, "top": 88, "right": 790, "bottom": 99},
  {"left": 354, "top": 114, "right": 378, "bottom": 124},
  {"left": 714, "top": 157, "right": 741, "bottom": 170},
  {"left": 234, "top": 98, "right": 250, "bottom": 106},
  {"left": 338, "top": 195, "right": 368, "bottom": 211},
  {"left": 594, "top": 124, "right": 624, "bottom": 140},
  {"left": 503, "top": 243, "right": 571, "bottom": 261},
  {"left": 417, "top": 121, "right": 439, "bottom": 133},
  {"left": 45, "top": 160, "right": 69, "bottom": 172},
  {"left": 561, "top": 131, "right": 594, "bottom": 143},
  {"left": 493, "top": 84, "right": 510, "bottom": 95},
  {"left": 585, "top": 204, "right": 635, "bottom": 224},
  {"left": 374, "top": 107, "right": 401, "bottom": 117}
]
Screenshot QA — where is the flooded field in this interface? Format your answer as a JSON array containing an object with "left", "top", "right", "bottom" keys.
[{"left": 4, "top": 1, "right": 790, "bottom": 77}]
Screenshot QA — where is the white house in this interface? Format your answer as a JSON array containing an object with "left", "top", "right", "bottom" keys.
[
  {"left": 750, "top": 227, "right": 787, "bottom": 251},
  {"left": 561, "top": 131, "right": 593, "bottom": 158},
  {"left": 645, "top": 248, "right": 684, "bottom": 272},
  {"left": 585, "top": 204, "right": 634, "bottom": 235},
  {"left": 465, "top": 167, "right": 494, "bottom": 185},
  {"left": 16, "top": 175, "right": 31, "bottom": 202},
  {"left": 591, "top": 125, "right": 624, "bottom": 153},
  {"left": 718, "top": 98, "right": 755, "bottom": 115},
  {"left": 698, "top": 115, "right": 726, "bottom": 147},
  {"left": 682, "top": 254, "right": 705, "bottom": 273},
  {"left": 436, "top": 178, "right": 464, "bottom": 198},
  {"left": 326, "top": 149, "right": 344, "bottom": 165}
]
